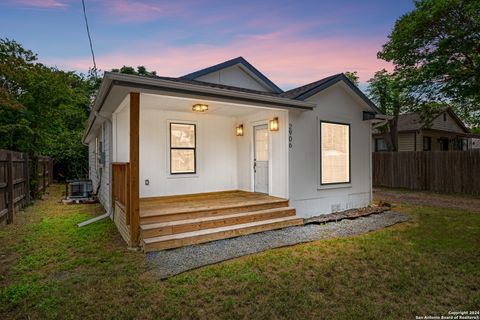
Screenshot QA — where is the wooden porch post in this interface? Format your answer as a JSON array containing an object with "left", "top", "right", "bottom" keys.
[{"left": 129, "top": 92, "right": 140, "bottom": 246}]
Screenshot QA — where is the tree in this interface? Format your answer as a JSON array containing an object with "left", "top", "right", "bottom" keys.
[
  {"left": 378, "top": 0, "right": 480, "bottom": 125},
  {"left": 111, "top": 65, "right": 157, "bottom": 76},
  {"left": 0, "top": 38, "right": 92, "bottom": 189},
  {"left": 344, "top": 71, "right": 359, "bottom": 86},
  {"left": 367, "top": 69, "right": 413, "bottom": 151}
]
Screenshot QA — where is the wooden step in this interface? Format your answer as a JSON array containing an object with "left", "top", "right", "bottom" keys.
[
  {"left": 140, "top": 200, "right": 289, "bottom": 224},
  {"left": 143, "top": 216, "right": 304, "bottom": 252},
  {"left": 140, "top": 207, "right": 296, "bottom": 238}
]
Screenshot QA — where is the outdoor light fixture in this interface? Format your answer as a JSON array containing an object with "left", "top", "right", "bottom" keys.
[
  {"left": 269, "top": 117, "right": 279, "bottom": 131},
  {"left": 236, "top": 124, "right": 244, "bottom": 136},
  {"left": 192, "top": 103, "right": 208, "bottom": 112}
]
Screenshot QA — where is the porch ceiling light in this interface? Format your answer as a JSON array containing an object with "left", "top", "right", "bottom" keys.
[
  {"left": 236, "top": 124, "right": 244, "bottom": 136},
  {"left": 192, "top": 103, "right": 208, "bottom": 112},
  {"left": 269, "top": 117, "right": 279, "bottom": 131}
]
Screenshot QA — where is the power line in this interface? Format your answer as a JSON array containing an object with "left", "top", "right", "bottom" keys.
[{"left": 81, "top": 0, "right": 97, "bottom": 77}]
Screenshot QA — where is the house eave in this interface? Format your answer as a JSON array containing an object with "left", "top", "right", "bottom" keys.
[
  {"left": 82, "top": 72, "right": 315, "bottom": 144},
  {"left": 296, "top": 74, "right": 382, "bottom": 114}
]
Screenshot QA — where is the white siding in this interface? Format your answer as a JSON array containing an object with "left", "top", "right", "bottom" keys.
[
  {"left": 114, "top": 106, "right": 239, "bottom": 198},
  {"left": 88, "top": 121, "right": 112, "bottom": 214},
  {"left": 112, "top": 100, "right": 289, "bottom": 199},
  {"left": 289, "top": 83, "right": 372, "bottom": 217},
  {"left": 195, "top": 65, "right": 270, "bottom": 92}
]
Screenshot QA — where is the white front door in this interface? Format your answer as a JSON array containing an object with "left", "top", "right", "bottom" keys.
[{"left": 254, "top": 124, "right": 269, "bottom": 194}]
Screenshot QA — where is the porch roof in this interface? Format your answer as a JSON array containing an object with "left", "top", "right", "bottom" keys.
[{"left": 82, "top": 72, "right": 315, "bottom": 143}]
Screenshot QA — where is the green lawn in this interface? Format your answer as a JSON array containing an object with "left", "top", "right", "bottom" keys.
[{"left": 1, "top": 185, "right": 479, "bottom": 319}]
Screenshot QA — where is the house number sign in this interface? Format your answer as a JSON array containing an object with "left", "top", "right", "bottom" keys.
[{"left": 289, "top": 123, "right": 293, "bottom": 149}]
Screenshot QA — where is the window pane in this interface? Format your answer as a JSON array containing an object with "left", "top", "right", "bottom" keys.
[
  {"left": 171, "top": 149, "right": 195, "bottom": 173},
  {"left": 255, "top": 127, "right": 269, "bottom": 161},
  {"left": 321, "top": 122, "right": 350, "bottom": 184},
  {"left": 171, "top": 123, "right": 195, "bottom": 148},
  {"left": 376, "top": 138, "right": 387, "bottom": 151}
]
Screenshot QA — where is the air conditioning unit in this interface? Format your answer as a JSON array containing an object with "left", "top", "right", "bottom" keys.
[{"left": 67, "top": 180, "right": 93, "bottom": 199}]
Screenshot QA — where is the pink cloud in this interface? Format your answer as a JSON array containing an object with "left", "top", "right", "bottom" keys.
[
  {"left": 11, "top": 0, "right": 66, "bottom": 8},
  {"left": 49, "top": 32, "right": 392, "bottom": 88},
  {"left": 97, "top": 0, "right": 194, "bottom": 23},
  {"left": 102, "top": 0, "right": 162, "bottom": 22}
]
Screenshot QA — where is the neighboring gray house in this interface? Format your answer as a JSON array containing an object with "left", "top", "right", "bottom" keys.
[
  {"left": 373, "top": 108, "right": 478, "bottom": 152},
  {"left": 83, "top": 57, "right": 385, "bottom": 251}
]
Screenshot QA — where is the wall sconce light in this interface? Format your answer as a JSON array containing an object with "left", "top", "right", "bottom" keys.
[
  {"left": 269, "top": 117, "right": 279, "bottom": 131},
  {"left": 236, "top": 124, "right": 244, "bottom": 136},
  {"left": 192, "top": 103, "right": 208, "bottom": 112}
]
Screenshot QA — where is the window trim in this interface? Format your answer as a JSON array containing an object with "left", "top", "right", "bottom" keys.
[
  {"left": 319, "top": 120, "right": 351, "bottom": 186},
  {"left": 169, "top": 122, "right": 197, "bottom": 175}
]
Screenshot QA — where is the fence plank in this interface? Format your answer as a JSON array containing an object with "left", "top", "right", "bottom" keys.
[
  {"left": 0, "top": 150, "right": 53, "bottom": 225},
  {"left": 6, "top": 152, "right": 14, "bottom": 224},
  {"left": 373, "top": 150, "right": 480, "bottom": 195}
]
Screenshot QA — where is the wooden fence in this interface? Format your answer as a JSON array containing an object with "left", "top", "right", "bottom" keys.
[
  {"left": 373, "top": 150, "right": 480, "bottom": 195},
  {"left": 0, "top": 149, "right": 53, "bottom": 225}
]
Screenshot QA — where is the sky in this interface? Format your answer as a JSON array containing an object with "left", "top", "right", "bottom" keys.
[{"left": 0, "top": 0, "right": 415, "bottom": 90}]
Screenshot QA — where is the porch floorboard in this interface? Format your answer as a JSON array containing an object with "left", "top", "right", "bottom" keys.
[{"left": 140, "top": 190, "right": 287, "bottom": 218}]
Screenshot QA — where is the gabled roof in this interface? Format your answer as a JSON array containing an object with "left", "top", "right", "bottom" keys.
[
  {"left": 181, "top": 57, "right": 283, "bottom": 94},
  {"left": 84, "top": 63, "right": 383, "bottom": 143},
  {"left": 282, "top": 73, "right": 382, "bottom": 114},
  {"left": 397, "top": 108, "right": 470, "bottom": 133}
]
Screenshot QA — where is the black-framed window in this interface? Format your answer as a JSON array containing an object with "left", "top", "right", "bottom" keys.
[
  {"left": 170, "top": 123, "right": 196, "bottom": 174},
  {"left": 320, "top": 121, "right": 351, "bottom": 185},
  {"left": 423, "top": 136, "right": 432, "bottom": 151},
  {"left": 375, "top": 138, "right": 388, "bottom": 152}
]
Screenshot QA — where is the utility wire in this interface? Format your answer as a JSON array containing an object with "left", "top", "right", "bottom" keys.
[{"left": 81, "top": 0, "right": 97, "bottom": 78}]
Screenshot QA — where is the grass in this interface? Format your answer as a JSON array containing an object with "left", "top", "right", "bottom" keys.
[{"left": 0, "top": 185, "right": 479, "bottom": 319}]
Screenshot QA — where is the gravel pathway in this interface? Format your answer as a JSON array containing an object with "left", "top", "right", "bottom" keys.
[{"left": 146, "top": 211, "right": 408, "bottom": 279}]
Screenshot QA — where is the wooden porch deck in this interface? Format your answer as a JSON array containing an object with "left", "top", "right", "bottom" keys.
[
  {"left": 138, "top": 191, "right": 303, "bottom": 252},
  {"left": 140, "top": 191, "right": 287, "bottom": 218}
]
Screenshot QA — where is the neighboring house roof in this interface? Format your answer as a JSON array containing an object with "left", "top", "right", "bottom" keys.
[
  {"left": 396, "top": 108, "right": 470, "bottom": 133},
  {"left": 281, "top": 73, "right": 382, "bottom": 114},
  {"left": 181, "top": 56, "right": 284, "bottom": 94}
]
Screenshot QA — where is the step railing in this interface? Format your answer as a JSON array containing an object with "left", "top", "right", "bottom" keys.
[{"left": 112, "top": 162, "right": 130, "bottom": 224}]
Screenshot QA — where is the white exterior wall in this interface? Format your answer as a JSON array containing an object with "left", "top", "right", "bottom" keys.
[
  {"left": 289, "top": 84, "right": 372, "bottom": 217},
  {"left": 88, "top": 121, "right": 112, "bottom": 214},
  {"left": 113, "top": 105, "right": 239, "bottom": 198},
  {"left": 195, "top": 65, "right": 270, "bottom": 92}
]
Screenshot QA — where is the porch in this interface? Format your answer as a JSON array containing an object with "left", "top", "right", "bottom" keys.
[
  {"left": 110, "top": 90, "right": 302, "bottom": 251},
  {"left": 112, "top": 164, "right": 302, "bottom": 251}
]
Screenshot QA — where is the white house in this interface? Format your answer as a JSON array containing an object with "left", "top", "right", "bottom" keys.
[{"left": 83, "top": 57, "right": 384, "bottom": 251}]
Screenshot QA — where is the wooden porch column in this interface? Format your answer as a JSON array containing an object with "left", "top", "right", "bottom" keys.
[{"left": 129, "top": 92, "right": 140, "bottom": 246}]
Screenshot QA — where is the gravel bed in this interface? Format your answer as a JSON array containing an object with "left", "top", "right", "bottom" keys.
[{"left": 146, "top": 211, "right": 408, "bottom": 279}]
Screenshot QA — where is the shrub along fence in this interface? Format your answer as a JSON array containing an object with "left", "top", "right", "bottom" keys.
[
  {"left": 0, "top": 149, "right": 53, "bottom": 225},
  {"left": 373, "top": 150, "right": 480, "bottom": 195}
]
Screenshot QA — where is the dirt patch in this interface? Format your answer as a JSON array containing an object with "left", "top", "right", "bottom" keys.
[{"left": 374, "top": 188, "right": 480, "bottom": 212}]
